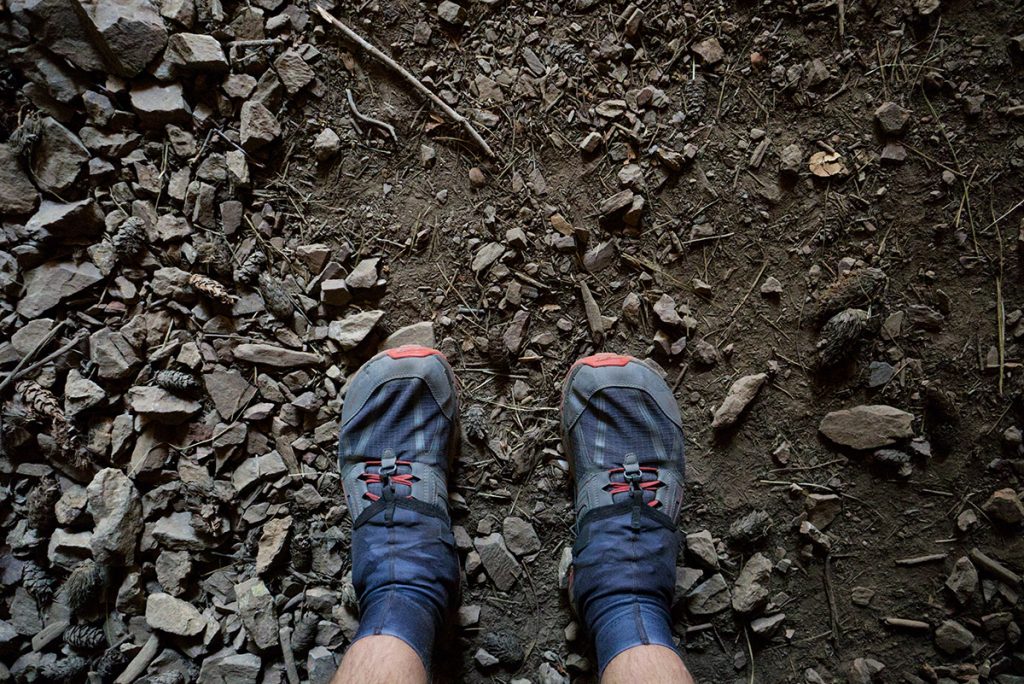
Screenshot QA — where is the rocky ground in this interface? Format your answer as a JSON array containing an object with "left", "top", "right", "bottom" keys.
[{"left": 1, "top": 0, "right": 1024, "bottom": 682}]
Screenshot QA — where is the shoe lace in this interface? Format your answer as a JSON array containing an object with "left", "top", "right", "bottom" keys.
[
  {"left": 605, "top": 453, "right": 664, "bottom": 507},
  {"left": 359, "top": 450, "right": 417, "bottom": 501}
]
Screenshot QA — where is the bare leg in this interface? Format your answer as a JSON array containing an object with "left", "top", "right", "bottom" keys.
[
  {"left": 603, "top": 645, "right": 696, "bottom": 684},
  {"left": 332, "top": 636, "right": 427, "bottom": 684}
]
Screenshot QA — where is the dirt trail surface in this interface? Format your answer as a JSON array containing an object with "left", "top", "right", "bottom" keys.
[{"left": 2, "top": 0, "right": 1024, "bottom": 681}]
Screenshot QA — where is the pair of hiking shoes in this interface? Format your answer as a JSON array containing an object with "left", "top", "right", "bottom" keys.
[{"left": 337, "top": 346, "right": 686, "bottom": 674}]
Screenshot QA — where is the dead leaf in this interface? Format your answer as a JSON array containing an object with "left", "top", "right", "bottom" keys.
[{"left": 809, "top": 151, "right": 847, "bottom": 178}]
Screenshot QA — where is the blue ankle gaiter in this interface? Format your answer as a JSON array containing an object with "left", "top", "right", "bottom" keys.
[
  {"left": 571, "top": 501, "right": 681, "bottom": 675},
  {"left": 350, "top": 497, "right": 459, "bottom": 672}
]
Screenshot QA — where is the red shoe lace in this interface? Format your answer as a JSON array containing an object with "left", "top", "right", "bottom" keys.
[
  {"left": 359, "top": 455, "right": 416, "bottom": 501},
  {"left": 605, "top": 456, "right": 664, "bottom": 507}
]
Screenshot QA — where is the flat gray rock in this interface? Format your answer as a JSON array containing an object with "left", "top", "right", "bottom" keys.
[
  {"left": 17, "top": 260, "right": 103, "bottom": 318},
  {"left": 0, "top": 144, "right": 39, "bottom": 215},
  {"left": 25, "top": 198, "right": 103, "bottom": 241},
  {"left": 712, "top": 373, "right": 768, "bottom": 429},
  {"left": 235, "top": 577, "right": 278, "bottom": 650},
  {"left": 382, "top": 321, "right": 435, "bottom": 350},
  {"left": 31, "top": 117, "right": 89, "bottom": 195},
  {"left": 146, "top": 592, "right": 206, "bottom": 636},
  {"left": 127, "top": 386, "right": 201, "bottom": 423},
  {"left": 131, "top": 83, "right": 191, "bottom": 127},
  {"left": 474, "top": 533, "right": 521, "bottom": 591},
  {"left": 86, "top": 0, "right": 168, "bottom": 77},
  {"left": 90, "top": 327, "right": 141, "bottom": 380},
  {"left": 233, "top": 343, "right": 322, "bottom": 367},
  {"left": 686, "top": 573, "right": 731, "bottom": 615},
  {"left": 731, "top": 552, "right": 772, "bottom": 614},
  {"left": 197, "top": 653, "right": 262, "bottom": 684},
  {"left": 819, "top": 405, "right": 914, "bottom": 450},
  {"left": 166, "top": 33, "right": 228, "bottom": 72},
  {"left": 328, "top": 310, "right": 384, "bottom": 350},
  {"left": 86, "top": 467, "right": 143, "bottom": 564},
  {"left": 274, "top": 49, "right": 315, "bottom": 94},
  {"left": 240, "top": 101, "right": 280, "bottom": 151}
]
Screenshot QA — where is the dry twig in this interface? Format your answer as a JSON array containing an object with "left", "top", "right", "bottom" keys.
[{"left": 315, "top": 6, "right": 496, "bottom": 159}]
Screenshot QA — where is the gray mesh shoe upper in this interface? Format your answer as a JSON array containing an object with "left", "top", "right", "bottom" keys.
[
  {"left": 561, "top": 353, "right": 686, "bottom": 523},
  {"left": 338, "top": 346, "right": 458, "bottom": 521}
]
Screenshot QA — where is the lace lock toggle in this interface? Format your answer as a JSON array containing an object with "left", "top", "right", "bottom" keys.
[{"left": 379, "top": 450, "right": 398, "bottom": 482}]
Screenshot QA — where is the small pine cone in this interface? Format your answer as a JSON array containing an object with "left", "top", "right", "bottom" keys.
[
  {"left": 480, "top": 630, "right": 525, "bottom": 667},
  {"left": 258, "top": 273, "right": 294, "bottom": 321},
  {"left": 93, "top": 645, "right": 132, "bottom": 682},
  {"left": 233, "top": 250, "right": 267, "bottom": 287},
  {"left": 25, "top": 476, "right": 60, "bottom": 532},
  {"left": 289, "top": 532, "right": 312, "bottom": 573},
  {"left": 23, "top": 561, "right": 56, "bottom": 603},
  {"left": 814, "top": 308, "right": 869, "bottom": 369},
  {"left": 189, "top": 273, "right": 237, "bottom": 304},
  {"left": 154, "top": 369, "right": 202, "bottom": 397},
  {"left": 813, "top": 267, "right": 886, "bottom": 323},
  {"left": 38, "top": 655, "right": 90, "bottom": 683},
  {"left": 194, "top": 234, "right": 234, "bottom": 278},
  {"left": 290, "top": 612, "right": 319, "bottom": 655},
  {"left": 112, "top": 217, "right": 146, "bottom": 262},
  {"left": 16, "top": 380, "right": 63, "bottom": 421},
  {"left": 62, "top": 559, "right": 107, "bottom": 616},
  {"left": 65, "top": 623, "right": 107, "bottom": 650},
  {"left": 463, "top": 405, "right": 487, "bottom": 443}
]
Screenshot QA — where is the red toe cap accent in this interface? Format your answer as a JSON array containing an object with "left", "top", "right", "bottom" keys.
[
  {"left": 574, "top": 353, "right": 633, "bottom": 368},
  {"left": 385, "top": 345, "right": 445, "bottom": 360}
]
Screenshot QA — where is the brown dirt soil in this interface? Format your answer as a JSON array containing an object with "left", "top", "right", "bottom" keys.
[{"left": 259, "top": 0, "right": 1024, "bottom": 680}]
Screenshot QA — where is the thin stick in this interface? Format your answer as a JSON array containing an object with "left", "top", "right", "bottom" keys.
[
  {"left": 346, "top": 88, "right": 398, "bottom": 144},
  {"left": 315, "top": 6, "right": 496, "bottom": 159},
  {"left": 744, "top": 625, "right": 755, "bottom": 684},
  {"left": 823, "top": 554, "right": 841, "bottom": 645},
  {"left": 729, "top": 260, "right": 769, "bottom": 319}
]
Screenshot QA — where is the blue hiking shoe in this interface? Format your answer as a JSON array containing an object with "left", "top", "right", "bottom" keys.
[
  {"left": 338, "top": 345, "right": 460, "bottom": 671},
  {"left": 561, "top": 353, "right": 686, "bottom": 675}
]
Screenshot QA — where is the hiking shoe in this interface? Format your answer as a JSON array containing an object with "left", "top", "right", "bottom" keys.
[
  {"left": 561, "top": 352, "right": 686, "bottom": 675},
  {"left": 561, "top": 352, "right": 686, "bottom": 523},
  {"left": 337, "top": 345, "right": 460, "bottom": 671},
  {"left": 339, "top": 345, "right": 458, "bottom": 520}
]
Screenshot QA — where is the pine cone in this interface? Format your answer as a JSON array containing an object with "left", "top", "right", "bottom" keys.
[
  {"left": 62, "top": 559, "right": 107, "bottom": 617},
  {"left": 92, "top": 645, "right": 132, "bottom": 682},
  {"left": 189, "top": 273, "right": 237, "bottom": 304},
  {"left": 26, "top": 476, "right": 61, "bottom": 532},
  {"left": 813, "top": 267, "right": 886, "bottom": 323},
  {"left": 480, "top": 630, "right": 525, "bottom": 668},
  {"left": 17, "top": 380, "right": 63, "bottom": 420},
  {"left": 233, "top": 250, "right": 267, "bottom": 287},
  {"left": 38, "top": 655, "right": 89, "bottom": 683},
  {"left": 258, "top": 273, "right": 293, "bottom": 321},
  {"left": 65, "top": 623, "right": 107, "bottom": 650},
  {"left": 463, "top": 405, "right": 487, "bottom": 443},
  {"left": 194, "top": 233, "right": 233, "bottom": 278},
  {"left": 290, "top": 611, "right": 319, "bottom": 655},
  {"left": 814, "top": 308, "right": 869, "bottom": 369},
  {"left": 154, "top": 369, "right": 202, "bottom": 397},
  {"left": 17, "top": 380, "right": 82, "bottom": 459},
  {"left": 23, "top": 561, "right": 56, "bottom": 603},
  {"left": 289, "top": 531, "right": 312, "bottom": 573},
  {"left": 112, "top": 217, "right": 146, "bottom": 262}
]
